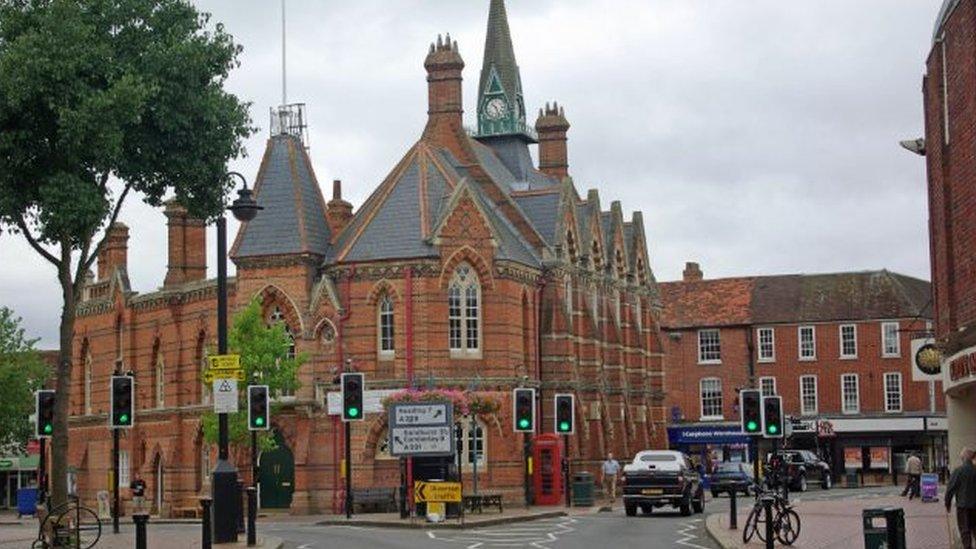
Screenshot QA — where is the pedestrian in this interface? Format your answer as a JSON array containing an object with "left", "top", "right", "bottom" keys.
[
  {"left": 946, "top": 447, "right": 976, "bottom": 549},
  {"left": 902, "top": 453, "right": 923, "bottom": 500},
  {"left": 601, "top": 452, "right": 621, "bottom": 505}
]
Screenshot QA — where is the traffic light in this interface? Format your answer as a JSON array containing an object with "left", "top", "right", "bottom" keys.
[
  {"left": 762, "top": 395, "right": 784, "bottom": 439},
  {"left": 341, "top": 373, "right": 365, "bottom": 422},
  {"left": 110, "top": 376, "right": 134, "bottom": 428},
  {"left": 36, "top": 390, "right": 55, "bottom": 438},
  {"left": 513, "top": 388, "right": 535, "bottom": 433},
  {"left": 248, "top": 385, "right": 270, "bottom": 431},
  {"left": 740, "top": 389, "right": 762, "bottom": 435},
  {"left": 555, "top": 394, "right": 575, "bottom": 435}
]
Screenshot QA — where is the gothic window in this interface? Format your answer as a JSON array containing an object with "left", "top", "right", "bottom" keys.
[
  {"left": 378, "top": 295, "right": 395, "bottom": 359},
  {"left": 591, "top": 241, "right": 602, "bottom": 272},
  {"left": 615, "top": 249, "right": 625, "bottom": 279},
  {"left": 83, "top": 342, "right": 92, "bottom": 416},
  {"left": 268, "top": 306, "right": 297, "bottom": 359},
  {"left": 449, "top": 263, "right": 481, "bottom": 356},
  {"left": 320, "top": 320, "right": 336, "bottom": 346},
  {"left": 566, "top": 231, "right": 578, "bottom": 264},
  {"left": 154, "top": 345, "right": 165, "bottom": 409},
  {"left": 636, "top": 259, "right": 646, "bottom": 285}
]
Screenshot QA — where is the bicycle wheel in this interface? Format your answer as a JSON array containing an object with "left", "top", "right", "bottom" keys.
[
  {"left": 743, "top": 506, "right": 767, "bottom": 544},
  {"left": 52, "top": 505, "right": 102, "bottom": 549},
  {"left": 775, "top": 508, "right": 801, "bottom": 546}
]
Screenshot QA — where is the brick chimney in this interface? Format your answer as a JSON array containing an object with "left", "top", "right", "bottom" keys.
[
  {"left": 97, "top": 223, "right": 129, "bottom": 280},
  {"left": 683, "top": 262, "right": 703, "bottom": 282},
  {"left": 535, "top": 102, "right": 571, "bottom": 178},
  {"left": 424, "top": 34, "right": 465, "bottom": 134},
  {"left": 163, "top": 200, "right": 207, "bottom": 287},
  {"left": 326, "top": 179, "right": 353, "bottom": 236}
]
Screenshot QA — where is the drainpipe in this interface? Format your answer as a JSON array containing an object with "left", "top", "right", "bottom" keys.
[
  {"left": 535, "top": 279, "right": 544, "bottom": 428},
  {"left": 333, "top": 267, "right": 355, "bottom": 514},
  {"left": 405, "top": 266, "right": 414, "bottom": 512}
]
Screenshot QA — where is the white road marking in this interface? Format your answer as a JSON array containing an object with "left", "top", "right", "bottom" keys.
[
  {"left": 426, "top": 517, "right": 577, "bottom": 548},
  {"left": 674, "top": 518, "right": 712, "bottom": 549}
]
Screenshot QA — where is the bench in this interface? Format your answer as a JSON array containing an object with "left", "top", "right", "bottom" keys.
[
  {"left": 351, "top": 488, "right": 398, "bottom": 513},
  {"left": 463, "top": 493, "right": 503, "bottom": 514}
]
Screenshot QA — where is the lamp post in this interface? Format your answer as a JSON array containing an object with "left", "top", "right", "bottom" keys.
[{"left": 213, "top": 172, "right": 262, "bottom": 543}]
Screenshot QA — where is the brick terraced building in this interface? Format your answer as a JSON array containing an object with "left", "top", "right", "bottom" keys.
[
  {"left": 660, "top": 263, "right": 946, "bottom": 483},
  {"left": 65, "top": 0, "right": 665, "bottom": 515}
]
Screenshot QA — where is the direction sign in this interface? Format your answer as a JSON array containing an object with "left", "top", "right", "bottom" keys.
[
  {"left": 414, "top": 481, "right": 461, "bottom": 503},
  {"left": 213, "top": 378, "right": 239, "bottom": 414},
  {"left": 390, "top": 426, "right": 454, "bottom": 457},
  {"left": 326, "top": 390, "right": 396, "bottom": 416},
  {"left": 394, "top": 404, "right": 449, "bottom": 426},
  {"left": 203, "top": 369, "right": 245, "bottom": 383},
  {"left": 208, "top": 354, "right": 241, "bottom": 371}
]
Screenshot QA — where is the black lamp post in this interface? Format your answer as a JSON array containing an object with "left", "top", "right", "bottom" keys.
[{"left": 213, "top": 172, "right": 262, "bottom": 543}]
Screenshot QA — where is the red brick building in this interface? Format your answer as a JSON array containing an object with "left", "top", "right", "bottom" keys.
[
  {"left": 65, "top": 0, "right": 665, "bottom": 515},
  {"left": 921, "top": 0, "right": 976, "bottom": 464},
  {"left": 659, "top": 263, "right": 945, "bottom": 481}
]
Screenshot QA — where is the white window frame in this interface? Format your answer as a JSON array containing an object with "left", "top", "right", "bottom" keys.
[
  {"left": 800, "top": 375, "right": 818, "bottom": 416},
  {"left": 448, "top": 263, "right": 482, "bottom": 358},
  {"left": 882, "top": 322, "right": 901, "bottom": 358},
  {"left": 839, "top": 324, "right": 857, "bottom": 359},
  {"left": 378, "top": 295, "right": 395, "bottom": 359},
  {"left": 759, "top": 377, "right": 777, "bottom": 397},
  {"left": 798, "top": 326, "right": 816, "bottom": 361},
  {"left": 463, "top": 420, "right": 487, "bottom": 470},
  {"left": 699, "top": 377, "right": 724, "bottom": 420},
  {"left": 841, "top": 373, "right": 860, "bottom": 414},
  {"left": 698, "top": 329, "right": 722, "bottom": 364},
  {"left": 757, "top": 327, "right": 775, "bottom": 362},
  {"left": 884, "top": 372, "right": 903, "bottom": 413},
  {"left": 119, "top": 449, "right": 130, "bottom": 487}
]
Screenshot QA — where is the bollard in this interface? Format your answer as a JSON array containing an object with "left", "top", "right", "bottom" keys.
[
  {"left": 762, "top": 496, "right": 774, "bottom": 549},
  {"left": 237, "top": 480, "right": 246, "bottom": 535},
  {"left": 133, "top": 513, "right": 149, "bottom": 549},
  {"left": 201, "top": 497, "right": 213, "bottom": 549},
  {"left": 247, "top": 487, "right": 257, "bottom": 547},
  {"left": 729, "top": 489, "right": 738, "bottom": 530}
]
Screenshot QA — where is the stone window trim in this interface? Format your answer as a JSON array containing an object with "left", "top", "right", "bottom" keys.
[
  {"left": 698, "top": 329, "right": 721, "bottom": 364},
  {"left": 839, "top": 324, "right": 858, "bottom": 359},
  {"left": 798, "top": 326, "right": 816, "bottom": 361},
  {"left": 881, "top": 321, "right": 901, "bottom": 358},
  {"left": 841, "top": 373, "right": 860, "bottom": 415},
  {"left": 757, "top": 327, "right": 775, "bottom": 363},
  {"left": 699, "top": 377, "right": 723, "bottom": 421},
  {"left": 448, "top": 262, "right": 482, "bottom": 359}
]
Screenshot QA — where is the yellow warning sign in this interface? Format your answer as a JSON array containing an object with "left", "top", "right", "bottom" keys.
[
  {"left": 414, "top": 481, "right": 461, "bottom": 503},
  {"left": 202, "top": 369, "right": 245, "bottom": 383},
  {"left": 208, "top": 354, "right": 241, "bottom": 371}
]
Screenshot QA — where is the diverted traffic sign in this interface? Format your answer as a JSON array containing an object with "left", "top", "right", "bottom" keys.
[
  {"left": 388, "top": 402, "right": 454, "bottom": 457},
  {"left": 414, "top": 481, "right": 461, "bottom": 503}
]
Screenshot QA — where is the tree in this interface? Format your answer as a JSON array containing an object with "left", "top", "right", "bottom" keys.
[
  {"left": 0, "top": 307, "right": 49, "bottom": 452},
  {"left": 0, "top": 0, "right": 253, "bottom": 505},
  {"left": 201, "top": 298, "right": 305, "bottom": 454}
]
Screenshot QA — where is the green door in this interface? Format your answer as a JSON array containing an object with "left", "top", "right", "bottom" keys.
[{"left": 259, "top": 431, "right": 294, "bottom": 509}]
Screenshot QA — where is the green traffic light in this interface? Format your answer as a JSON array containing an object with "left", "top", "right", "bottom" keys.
[
  {"left": 43, "top": 424, "right": 52, "bottom": 434},
  {"left": 746, "top": 421, "right": 758, "bottom": 431},
  {"left": 559, "top": 421, "right": 570, "bottom": 432},
  {"left": 768, "top": 424, "right": 778, "bottom": 434},
  {"left": 119, "top": 414, "right": 129, "bottom": 424},
  {"left": 518, "top": 418, "right": 530, "bottom": 429},
  {"left": 348, "top": 407, "right": 360, "bottom": 418},
  {"left": 255, "top": 417, "right": 265, "bottom": 426}
]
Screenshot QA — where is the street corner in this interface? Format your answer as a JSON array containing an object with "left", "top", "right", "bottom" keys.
[{"left": 704, "top": 512, "right": 744, "bottom": 549}]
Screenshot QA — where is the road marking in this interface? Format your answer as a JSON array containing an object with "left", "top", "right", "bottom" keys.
[
  {"left": 674, "top": 518, "right": 712, "bottom": 549},
  {"left": 426, "top": 517, "right": 577, "bottom": 548}
]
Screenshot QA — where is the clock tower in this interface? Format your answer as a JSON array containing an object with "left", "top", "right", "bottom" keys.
[{"left": 476, "top": 0, "right": 536, "bottom": 142}]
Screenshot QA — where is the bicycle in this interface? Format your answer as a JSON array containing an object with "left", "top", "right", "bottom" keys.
[
  {"left": 32, "top": 496, "right": 102, "bottom": 549},
  {"left": 742, "top": 485, "right": 801, "bottom": 546}
]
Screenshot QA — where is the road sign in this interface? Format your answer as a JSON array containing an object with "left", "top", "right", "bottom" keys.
[
  {"left": 390, "top": 426, "right": 454, "bottom": 457},
  {"left": 208, "top": 354, "right": 241, "bottom": 370},
  {"left": 414, "top": 481, "right": 461, "bottom": 503},
  {"left": 394, "top": 404, "right": 449, "bottom": 426},
  {"left": 203, "top": 369, "right": 245, "bottom": 383},
  {"left": 326, "top": 390, "right": 396, "bottom": 415},
  {"left": 213, "top": 378, "right": 239, "bottom": 414}
]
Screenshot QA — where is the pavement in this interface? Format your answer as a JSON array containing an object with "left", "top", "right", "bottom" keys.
[{"left": 705, "top": 486, "right": 952, "bottom": 548}]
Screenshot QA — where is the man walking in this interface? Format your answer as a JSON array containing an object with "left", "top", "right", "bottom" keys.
[
  {"left": 902, "top": 453, "right": 923, "bottom": 500},
  {"left": 602, "top": 452, "right": 621, "bottom": 505},
  {"left": 946, "top": 448, "right": 976, "bottom": 549}
]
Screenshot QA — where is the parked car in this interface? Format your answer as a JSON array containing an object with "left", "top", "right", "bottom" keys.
[
  {"left": 710, "top": 462, "right": 753, "bottom": 497},
  {"left": 621, "top": 450, "right": 705, "bottom": 517},
  {"left": 769, "top": 449, "right": 833, "bottom": 491}
]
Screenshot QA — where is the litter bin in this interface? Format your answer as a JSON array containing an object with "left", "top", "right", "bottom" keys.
[
  {"left": 863, "top": 507, "right": 906, "bottom": 549},
  {"left": 572, "top": 472, "right": 594, "bottom": 507},
  {"left": 17, "top": 487, "right": 38, "bottom": 518}
]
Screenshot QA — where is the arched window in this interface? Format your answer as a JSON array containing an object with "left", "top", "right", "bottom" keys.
[
  {"left": 591, "top": 241, "right": 602, "bottom": 272},
  {"left": 378, "top": 295, "right": 395, "bottom": 358},
  {"left": 566, "top": 231, "right": 578, "bottom": 264},
  {"left": 83, "top": 342, "right": 93, "bottom": 416},
  {"left": 615, "top": 249, "right": 625, "bottom": 279},
  {"left": 448, "top": 263, "right": 481, "bottom": 356},
  {"left": 636, "top": 259, "right": 646, "bottom": 285},
  {"left": 268, "top": 306, "right": 297, "bottom": 360},
  {"left": 154, "top": 345, "right": 165, "bottom": 409}
]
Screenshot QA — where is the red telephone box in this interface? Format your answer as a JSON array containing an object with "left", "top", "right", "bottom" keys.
[{"left": 532, "top": 434, "right": 563, "bottom": 506}]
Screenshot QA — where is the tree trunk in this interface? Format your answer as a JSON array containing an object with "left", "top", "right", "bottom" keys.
[{"left": 50, "top": 263, "right": 77, "bottom": 508}]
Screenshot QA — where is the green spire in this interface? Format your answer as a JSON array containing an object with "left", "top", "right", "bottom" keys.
[{"left": 476, "top": 0, "right": 535, "bottom": 141}]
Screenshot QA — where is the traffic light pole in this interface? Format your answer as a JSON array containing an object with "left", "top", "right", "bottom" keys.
[
  {"left": 38, "top": 437, "right": 46, "bottom": 506},
  {"left": 344, "top": 422, "right": 352, "bottom": 519},
  {"left": 113, "top": 428, "right": 120, "bottom": 534},
  {"left": 564, "top": 434, "right": 571, "bottom": 508},
  {"left": 523, "top": 433, "right": 532, "bottom": 507}
]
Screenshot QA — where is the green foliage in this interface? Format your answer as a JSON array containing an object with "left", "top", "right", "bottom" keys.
[
  {"left": 0, "top": 307, "right": 49, "bottom": 451},
  {"left": 201, "top": 298, "right": 305, "bottom": 453}
]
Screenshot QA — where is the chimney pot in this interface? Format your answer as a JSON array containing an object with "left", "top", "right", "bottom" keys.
[
  {"left": 683, "top": 262, "right": 703, "bottom": 282},
  {"left": 332, "top": 179, "right": 342, "bottom": 201},
  {"left": 536, "top": 102, "right": 571, "bottom": 178},
  {"left": 424, "top": 33, "right": 465, "bottom": 131},
  {"left": 163, "top": 200, "right": 207, "bottom": 287},
  {"left": 97, "top": 223, "right": 130, "bottom": 280},
  {"left": 327, "top": 179, "right": 354, "bottom": 237}
]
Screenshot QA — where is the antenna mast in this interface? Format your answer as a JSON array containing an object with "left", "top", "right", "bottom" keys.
[{"left": 281, "top": 0, "right": 287, "bottom": 105}]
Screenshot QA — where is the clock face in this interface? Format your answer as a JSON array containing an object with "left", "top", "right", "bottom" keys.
[{"left": 484, "top": 98, "right": 508, "bottom": 120}]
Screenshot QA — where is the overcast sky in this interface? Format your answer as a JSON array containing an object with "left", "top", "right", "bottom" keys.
[{"left": 0, "top": 0, "right": 944, "bottom": 347}]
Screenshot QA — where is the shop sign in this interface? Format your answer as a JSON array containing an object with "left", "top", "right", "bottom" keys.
[
  {"left": 0, "top": 458, "right": 15, "bottom": 470},
  {"left": 667, "top": 425, "right": 750, "bottom": 445},
  {"left": 843, "top": 447, "right": 862, "bottom": 469},
  {"left": 949, "top": 351, "right": 976, "bottom": 382},
  {"left": 789, "top": 417, "right": 816, "bottom": 433},
  {"left": 817, "top": 420, "right": 836, "bottom": 438},
  {"left": 869, "top": 447, "right": 890, "bottom": 470},
  {"left": 912, "top": 338, "right": 942, "bottom": 381}
]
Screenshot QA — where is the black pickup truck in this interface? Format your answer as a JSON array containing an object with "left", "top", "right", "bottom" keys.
[{"left": 621, "top": 450, "right": 705, "bottom": 517}]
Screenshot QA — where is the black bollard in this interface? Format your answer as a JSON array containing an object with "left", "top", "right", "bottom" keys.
[
  {"left": 133, "top": 513, "right": 149, "bottom": 549},
  {"left": 762, "top": 496, "right": 774, "bottom": 549},
  {"left": 729, "top": 489, "right": 737, "bottom": 530},
  {"left": 247, "top": 487, "right": 257, "bottom": 547},
  {"left": 201, "top": 497, "right": 213, "bottom": 549},
  {"left": 237, "top": 480, "right": 246, "bottom": 534}
]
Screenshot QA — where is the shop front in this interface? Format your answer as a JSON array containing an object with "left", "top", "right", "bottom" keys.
[
  {"left": 667, "top": 423, "right": 753, "bottom": 471},
  {"left": 944, "top": 346, "right": 976, "bottom": 468},
  {"left": 0, "top": 455, "right": 39, "bottom": 510}
]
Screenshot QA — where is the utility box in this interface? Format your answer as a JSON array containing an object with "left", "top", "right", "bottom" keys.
[{"left": 862, "top": 507, "right": 906, "bottom": 549}]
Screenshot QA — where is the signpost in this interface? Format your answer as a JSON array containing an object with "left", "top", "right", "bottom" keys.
[{"left": 388, "top": 403, "right": 455, "bottom": 458}]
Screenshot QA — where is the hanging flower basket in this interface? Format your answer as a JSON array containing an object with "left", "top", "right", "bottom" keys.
[{"left": 382, "top": 388, "right": 501, "bottom": 418}]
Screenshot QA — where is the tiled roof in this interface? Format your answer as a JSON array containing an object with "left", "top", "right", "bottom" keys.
[
  {"left": 232, "top": 134, "right": 331, "bottom": 258},
  {"left": 513, "top": 192, "right": 560, "bottom": 244},
  {"left": 479, "top": 0, "right": 523, "bottom": 115},
  {"left": 659, "top": 270, "right": 932, "bottom": 329},
  {"left": 477, "top": 136, "right": 557, "bottom": 191}
]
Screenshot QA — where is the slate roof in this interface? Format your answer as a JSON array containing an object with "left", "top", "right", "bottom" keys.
[
  {"left": 512, "top": 192, "right": 560, "bottom": 244},
  {"left": 232, "top": 134, "right": 331, "bottom": 258},
  {"left": 479, "top": 0, "right": 523, "bottom": 110},
  {"left": 476, "top": 136, "right": 557, "bottom": 191},
  {"left": 658, "top": 270, "right": 932, "bottom": 329}
]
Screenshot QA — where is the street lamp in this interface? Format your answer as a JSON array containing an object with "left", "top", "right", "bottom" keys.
[{"left": 213, "top": 172, "right": 262, "bottom": 544}]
